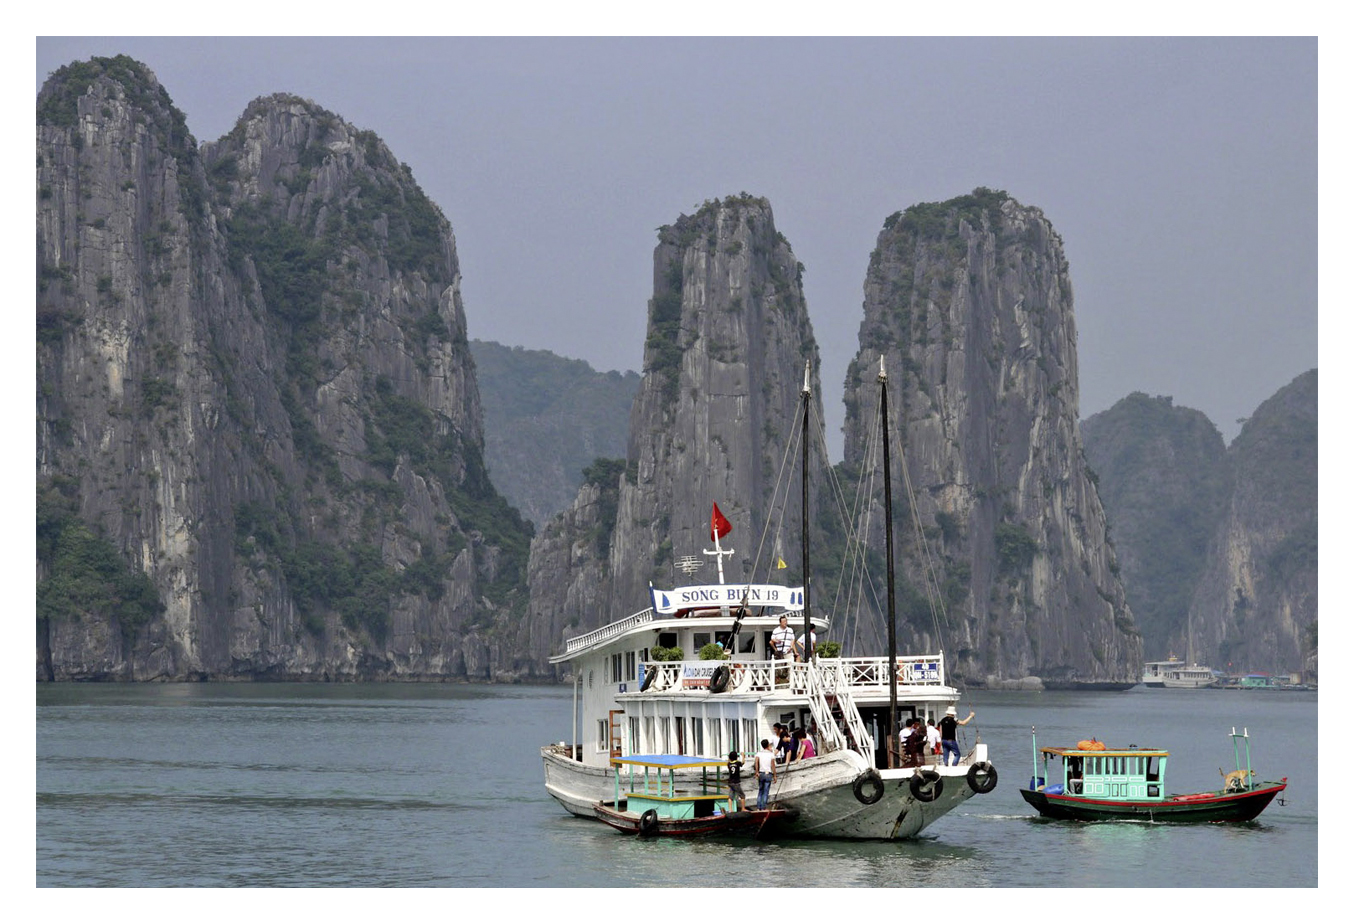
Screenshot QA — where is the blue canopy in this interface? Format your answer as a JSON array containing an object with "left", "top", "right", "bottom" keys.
[{"left": 611, "top": 753, "right": 727, "bottom": 769}]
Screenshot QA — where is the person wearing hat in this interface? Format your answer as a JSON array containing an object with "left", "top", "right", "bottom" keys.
[{"left": 938, "top": 705, "right": 975, "bottom": 766}]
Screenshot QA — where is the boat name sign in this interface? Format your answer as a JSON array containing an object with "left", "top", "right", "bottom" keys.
[{"left": 650, "top": 584, "right": 805, "bottom": 614}]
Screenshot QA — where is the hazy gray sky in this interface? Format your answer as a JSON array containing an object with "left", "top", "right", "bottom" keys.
[{"left": 36, "top": 37, "right": 1317, "bottom": 457}]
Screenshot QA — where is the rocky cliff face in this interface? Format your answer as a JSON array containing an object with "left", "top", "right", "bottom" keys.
[
  {"left": 1081, "top": 394, "right": 1230, "bottom": 660},
  {"left": 1186, "top": 370, "right": 1316, "bottom": 677},
  {"left": 528, "top": 196, "right": 825, "bottom": 664},
  {"left": 37, "top": 57, "right": 533, "bottom": 680},
  {"left": 840, "top": 189, "right": 1141, "bottom": 686}
]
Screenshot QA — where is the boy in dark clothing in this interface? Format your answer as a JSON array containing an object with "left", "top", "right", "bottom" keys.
[{"left": 727, "top": 750, "right": 746, "bottom": 811}]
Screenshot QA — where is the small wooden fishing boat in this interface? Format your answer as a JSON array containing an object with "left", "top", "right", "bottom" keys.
[
  {"left": 593, "top": 753, "right": 797, "bottom": 838},
  {"left": 1020, "top": 727, "right": 1286, "bottom": 822}
]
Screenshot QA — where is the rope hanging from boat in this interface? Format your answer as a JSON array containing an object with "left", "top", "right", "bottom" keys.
[
  {"left": 889, "top": 418, "right": 953, "bottom": 652},
  {"left": 819, "top": 397, "right": 883, "bottom": 655},
  {"left": 747, "top": 402, "right": 802, "bottom": 585}
]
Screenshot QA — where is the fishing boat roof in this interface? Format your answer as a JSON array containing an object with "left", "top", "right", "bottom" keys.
[
  {"left": 1040, "top": 745, "right": 1169, "bottom": 757},
  {"left": 610, "top": 753, "right": 728, "bottom": 770}
]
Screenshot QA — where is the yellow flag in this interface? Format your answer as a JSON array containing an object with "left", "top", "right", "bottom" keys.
[{"left": 776, "top": 557, "right": 787, "bottom": 570}]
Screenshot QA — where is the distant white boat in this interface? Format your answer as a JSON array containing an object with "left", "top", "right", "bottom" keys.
[
  {"left": 1141, "top": 656, "right": 1182, "bottom": 688},
  {"left": 1161, "top": 663, "right": 1218, "bottom": 689}
]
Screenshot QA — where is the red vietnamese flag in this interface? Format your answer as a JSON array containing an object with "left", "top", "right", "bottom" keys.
[{"left": 710, "top": 503, "right": 732, "bottom": 542}]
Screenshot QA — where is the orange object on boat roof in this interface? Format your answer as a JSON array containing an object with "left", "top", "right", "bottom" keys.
[{"left": 1077, "top": 739, "right": 1106, "bottom": 751}]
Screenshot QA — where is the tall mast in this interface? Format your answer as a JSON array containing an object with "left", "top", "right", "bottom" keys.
[
  {"left": 800, "top": 361, "right": 812, "bottom": 665},
  {"left": 880, "top": 358, "right": 898, "bottom": 768}
]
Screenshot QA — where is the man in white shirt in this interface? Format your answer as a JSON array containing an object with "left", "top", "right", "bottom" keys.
[
  {"left": 793, "top": 627, "right": 817, "bottom": 661},
  {"left": 926, "top": 718, "right": 941, "bottom": 758},
  {"left": 898, "top": 717, "right": 914, "bottom": 764},
  {"left": 770, "top": 615, "right": 795, "bottom": 660},
  {"left": 753, "top": 738, "right": 777, "bottom": 809}
]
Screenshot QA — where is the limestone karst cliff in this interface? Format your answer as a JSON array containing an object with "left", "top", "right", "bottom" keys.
[
  {"left": 840, "top": 189, "right": 1142, "bottom": 687},
  {"left": 37, "top": 57, "right": 533, "bottom": 680},
  {"left": 1185, "top": 370, "right": 1317, "bottom": 678},
  {"left": 527, "top": 195, "right": 827, "bottom": 664},
  {"left": 1080, "top": 393, "right": 1230, "bottom": 661}
]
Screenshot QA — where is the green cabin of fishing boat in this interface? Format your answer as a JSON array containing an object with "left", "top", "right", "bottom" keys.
[
  {"left": 609, "top": 753, "right": 730, "bottom": 819},
  {"left": 1034, "top": 744, "right": 1169, "bottom": 800}
]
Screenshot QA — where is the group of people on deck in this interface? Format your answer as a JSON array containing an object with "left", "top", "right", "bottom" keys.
[
  {"left": 726, "top": 720, "right": 817, "bottom": 811},
  {"left": 900, "top": 706, "right": 975, "bottom": 767}
]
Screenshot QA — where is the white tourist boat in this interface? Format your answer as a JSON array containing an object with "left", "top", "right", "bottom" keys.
[
  {"left": 541, "top": 362, "right": 998, "bottom": 840},
  {"left": 1141, "top": 656, "right": 1182, "bottom": 688},
  {"left": 1161, "top": 663, "right": 1218, "bottom": 689}
]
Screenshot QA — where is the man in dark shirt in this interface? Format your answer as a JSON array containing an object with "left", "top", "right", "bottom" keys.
[{"left": 938, "top": 705, "right": 975, "bottom": 765}]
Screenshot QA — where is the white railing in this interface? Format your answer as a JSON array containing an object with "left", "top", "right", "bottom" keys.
[
  {"left": 804, "top": 667, "right": 849, "bottom": 754},
  {"left": 818, "top": 654, "right": 945, "bottom": 691},
  {"left": 564, "top": 609, "right": 654, "bottom": 655},
  {"left": 835, "top": 685, "right": 875, "bottom": 763},
  {"left": 626, "top": 654, "right": 946, "bottom": 696}
]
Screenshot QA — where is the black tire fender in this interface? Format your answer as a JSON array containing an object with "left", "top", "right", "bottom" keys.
[
  {"left": 852, "top": 769, "right": 885, "bottom": 805},
  {"left": 638, "top": 808, "right": 660, "bottom": 836},
  {"left": 966, "top": 761, "right": 998, "bottom": 794},
  {"left": 910, "top": 769, "right": 943, "bottom": 802},
  {"left": 709, "top": 665, "right": 731, "bottom": 693},
  {"left": 640, "top": 667, "right": 658, "bottom": 692}
]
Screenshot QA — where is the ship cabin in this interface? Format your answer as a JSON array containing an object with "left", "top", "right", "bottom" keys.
[
  {"left": 1032, "top": 745, "right": 1170, "bottom": 801},
  {"left": 550, "top": 587, "right": 960, "bottom": 774}
]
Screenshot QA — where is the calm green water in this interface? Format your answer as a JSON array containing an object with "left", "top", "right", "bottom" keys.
[{"left": 36, "top": 682, "right": 1316, "bottom": 887}]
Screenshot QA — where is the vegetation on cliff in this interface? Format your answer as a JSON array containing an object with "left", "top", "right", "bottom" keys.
[{"left": 470, "top": 340, "right": 639, "bottom": 528}]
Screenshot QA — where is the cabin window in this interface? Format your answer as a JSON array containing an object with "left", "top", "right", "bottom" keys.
[
  {"left": 659, "top": 717, "right": 671, "bottom": 751},
  {"left": 709, "top": 719, "right": 722, "bottom": 757},
  {"left": 657, "top": 632, "right": 678, "bottom": 649},
  {"left": 694, "top": 632, "right": 711, "bottom": 650},
  {"left": 1146, "top": 757, "right": 1160, "bottom": 781},
  {"left": 676, "top": 718, "right": 687, "bottom": 755},
  {"left": 644, "top": 717, "right": 655, "bottom": 752},
  {"left": 628, "top": 717, "right": 640, "bottom": 754},
  {"left": 596, "top": 719, "right": 608, "bottom": 752},
  {"left": 728, "top": 719, "right": 740, "bottom": 755},
  {"left": 625, "top": 651, "right": 636, "bottom": 681},
  {"left": 737, "top": 633, "right": 756, "bottom": 654},
  {"left": 588, "top": 670, "right": 593, "bottom": 689},
  {"left": 692, "top": 718, "right": 705, "bottom": 755},
  {"left": 744, "top": 719, "right": 758, "bottom": 750}
]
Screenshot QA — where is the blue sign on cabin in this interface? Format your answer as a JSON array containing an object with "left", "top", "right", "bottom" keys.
[{"left": 910, "top": 661, "right": 939, "bottom": 682}]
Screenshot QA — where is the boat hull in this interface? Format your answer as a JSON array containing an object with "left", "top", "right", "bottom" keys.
[
  {"left": 593, "top": 801, "right": 796, "bottom": 838},
  {"left": 1019, "top": 780, "right": 1286, "bottom": 822},
  {"left": 542, "top": 744, "right": 615, "bottom": 817},
  {"left": 545, "top": 744, "right": 996, "bottom": 840}
]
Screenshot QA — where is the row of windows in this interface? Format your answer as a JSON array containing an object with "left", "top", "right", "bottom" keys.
[
  {"left": 598, "top": 714, "right": 761, "bottom": 758},
  {"left": 1082, "top": 756, "right": 1160, "bottom": 778},
  {"left": 609, "top": 651, "right": 639, "bottom": 683}
]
